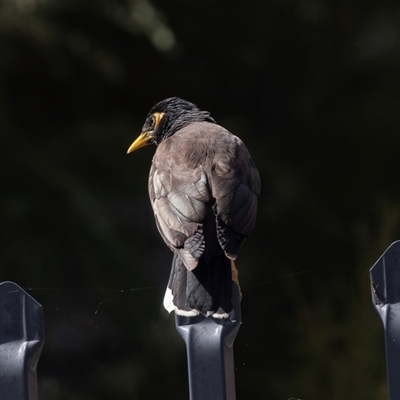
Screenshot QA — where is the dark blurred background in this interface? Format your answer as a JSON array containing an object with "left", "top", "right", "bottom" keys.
[{"left": 1, "top": 1, "right": 399, "bottom": 399}]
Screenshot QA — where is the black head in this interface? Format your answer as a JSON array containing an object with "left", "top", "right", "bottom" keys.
[{"left": 127, "top": 97, "right": 216, "bottom": 153}]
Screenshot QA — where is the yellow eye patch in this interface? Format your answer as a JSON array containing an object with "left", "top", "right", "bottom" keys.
[{"left": 153, "top": 112, "right": 165, "bottom": 128}]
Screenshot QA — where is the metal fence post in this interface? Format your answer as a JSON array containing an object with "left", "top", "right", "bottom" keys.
[
  {"left": 0, "top": 281, "right": 44, "bottom": 400},
  {"left": 370, "top": 240, "right": 400, "bottom": 399},
  {"left": 175, "top": 283, "right": 241, "bottom": 400}
]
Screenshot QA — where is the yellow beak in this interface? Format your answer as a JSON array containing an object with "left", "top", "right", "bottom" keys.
[{"left": 127, "top": 131, "right": 153, "bottom": 154}]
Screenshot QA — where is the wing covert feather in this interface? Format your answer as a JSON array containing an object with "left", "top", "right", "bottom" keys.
[{"left": 210, "top": 133, "right": 260, "bottom": 259}]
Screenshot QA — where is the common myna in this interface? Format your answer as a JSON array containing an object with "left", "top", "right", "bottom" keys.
[{"left": 127, "top": 97, "right": 260, "bottom": 318}]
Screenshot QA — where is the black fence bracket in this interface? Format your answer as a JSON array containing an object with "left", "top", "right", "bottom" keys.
[
  {"left": 370, "top": 240, "right": 400, "bottom": 399},
  {"left": 175, "top": 283, "right": 241, "bottom": 400},
  {"left": 0, "top": 281, "right": 44, "bottom": 400}
]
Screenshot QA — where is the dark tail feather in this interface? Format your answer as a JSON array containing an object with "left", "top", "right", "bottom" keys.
[{"left": 163, "top": 253, "right": 233, "bottom": 318}]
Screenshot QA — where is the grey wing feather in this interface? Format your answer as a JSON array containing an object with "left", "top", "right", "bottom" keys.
[
  {"left": 211, "top": 138, "right": 260, "bottom": 259},
  {"left": 149, "top": 160, "right": 210, "bottom": 270}
]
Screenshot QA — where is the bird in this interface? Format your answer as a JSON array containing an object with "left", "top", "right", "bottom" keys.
[{"left": 127, "top": 97, "right": 260, "bottom": 318}]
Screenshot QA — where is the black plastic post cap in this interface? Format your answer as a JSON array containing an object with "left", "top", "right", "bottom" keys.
[
  {"left": 0, "top": 281, "right": 44, "bottom": 400},
  {"left": 370, "top": 241, "right": 400, "bottom": 400}
]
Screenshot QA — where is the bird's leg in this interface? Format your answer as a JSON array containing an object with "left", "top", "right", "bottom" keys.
[{"left": 230, "top": 260, "right": 242, "bottom": 300}]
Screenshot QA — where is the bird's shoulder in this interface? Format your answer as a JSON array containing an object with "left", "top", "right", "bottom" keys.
[
  {"left": 153, "top": 122, "right": 222, "bottom": 167},
  {"left": 154, "top": 121, "right": 248, "bottom": 170},
  {"left": 151, "top": 120, "right": 260, "bottom": 198}
]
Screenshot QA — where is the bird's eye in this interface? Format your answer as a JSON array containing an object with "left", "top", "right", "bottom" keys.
[{"left": 149, "top": 115, "right": 155, "bottom": 127}]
